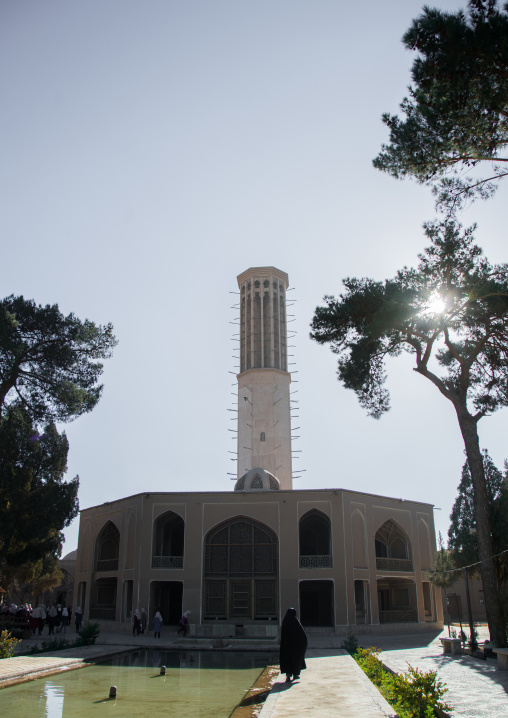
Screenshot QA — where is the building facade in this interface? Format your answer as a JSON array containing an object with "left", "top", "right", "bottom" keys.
[{"left": 73, "top": 267, "right": 443, "bottom": 634}]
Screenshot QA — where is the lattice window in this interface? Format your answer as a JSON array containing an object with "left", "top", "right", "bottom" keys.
[
  {"left": 375, "top": 557, "right": 413, "bottom": 572},
  {"left": 251, "top": 475, "right": 263, "bottom": 489},
  {"left": 204, "top": 518, "right": 278, "bottom": 620},
  {"left": 231, "top": 580, "right": 251, "bottom": 617},
  {"left": 205, "top": 520, "right": 277, "bottom": 576},
  {"left": 299, "top": 555, "right": 333, "bottom": 568},
  {"left": 255, "top": 580, "right": 276, "bottom": 616},
  {"left": 230, "top": 521, "right": 252, "bottom": 544},
  {"left": 230, "top": 546, "right": 252, "bottom": 574},
  {"left": 254, "top": 544, "right": 276, "bottom": 573},
  {"left": 151, "top": 556, "right": 183, "bottom": 569},
  {"left": 253, "top": 526, "right": 268, "bottom": 542},
  {"left": 211, "top": 527, "right": 229, "bottom": 544},
  {"left": 205, "top": 581, "right": 227, "bottom": 617}
]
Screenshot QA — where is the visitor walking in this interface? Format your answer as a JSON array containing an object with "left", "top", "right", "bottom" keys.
[
  {"left": 279, "top": 608, "right": 307, "bottom": 682},
  {"left": 153, "top": 610, "right": 163, "bottom": 638},
  {"left": 177, "top": 610, "right": 191, "bottom": 636}
]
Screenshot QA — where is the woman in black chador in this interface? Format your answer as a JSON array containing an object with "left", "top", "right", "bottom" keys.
[{"left": 279, "top": 608, "right": 308, "bottom": 682}]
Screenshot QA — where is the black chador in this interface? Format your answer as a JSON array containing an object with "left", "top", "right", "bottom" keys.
[{"left": 279, "top": 608, "right": 308, "bottom": 681}]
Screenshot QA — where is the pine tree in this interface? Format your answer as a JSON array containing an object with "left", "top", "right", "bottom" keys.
[
  {"left": 311, "top": 219, "right": 508, "bottom": 645},
  {"left": 373, "top": 0, "right": 508, "bottom": 212}
]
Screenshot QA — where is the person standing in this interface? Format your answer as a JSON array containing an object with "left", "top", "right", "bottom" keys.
[
  {"left": 141, "top": 608, "right": 147, "bottom": 635},
  {"left": 153, "top": 609, "right": 163, "bottom": 639},
  {"left": 29, "top": 607, "right": 38, "bottom": 635},
  {"left": 133, "top": 608, "right": 141, "bottom": 636},
  {"left": 177, "top": 610, "right": 191, "bottom": 636},
  {"left": 279, "top": 608, "right": 307, "bottom": 682}
]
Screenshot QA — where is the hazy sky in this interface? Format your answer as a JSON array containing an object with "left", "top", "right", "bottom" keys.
[{"left": 2, "top": 0, "right": 506, "bottom": 552}]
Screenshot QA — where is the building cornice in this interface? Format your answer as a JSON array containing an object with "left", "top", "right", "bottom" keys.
[{"left": 236, "top": 266, "right": 289, "bottom": 288}]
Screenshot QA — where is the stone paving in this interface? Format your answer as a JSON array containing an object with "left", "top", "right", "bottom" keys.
[
  {"left": 371, "top": 630, "right": 508, "bottom": 718},
  {"left": 259, "top": 649, "right": 396, "bottom": 718}
]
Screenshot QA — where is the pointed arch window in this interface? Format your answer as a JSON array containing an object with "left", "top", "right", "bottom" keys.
[
  {"left": 95, "top": 521, "right": 120, "bottom": 572},
  {"left": 152, "top": 511, "right": 184, "bottom": 569},
  {"left": 375, "top": 520, "right": 413, "bottom": 571},
  {"left": 299, "top": 510, "right": 332, "bottom": 568}
]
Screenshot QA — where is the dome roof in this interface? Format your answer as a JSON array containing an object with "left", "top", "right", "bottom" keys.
[{"left": 234, "top": 467, "right": 280, "bottom": 492}]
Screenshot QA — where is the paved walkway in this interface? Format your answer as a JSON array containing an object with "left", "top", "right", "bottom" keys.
[
  {"left": 372, "top": 629, "right": 508, "bottom": 718},
  {"left": 260, "top": 650, "right": 396, "bottom": 718}
]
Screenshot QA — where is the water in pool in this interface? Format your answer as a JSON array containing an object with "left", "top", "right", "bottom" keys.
[{"left": 0, "top": 649, "right": 277, "bottom": 718}]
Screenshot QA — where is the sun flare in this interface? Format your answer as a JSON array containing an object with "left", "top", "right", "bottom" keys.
[{"left": 427, "top": 296, "right": 446, "bottom": 314}]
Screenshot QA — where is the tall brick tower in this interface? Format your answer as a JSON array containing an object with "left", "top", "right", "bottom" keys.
[{"left": 236, "top": 267, "right": 292, "bottom": 489}]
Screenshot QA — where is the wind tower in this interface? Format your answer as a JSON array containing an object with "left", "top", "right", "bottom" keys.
[{"left": 235, "top": 267, "right": 293, "bottom": 490}]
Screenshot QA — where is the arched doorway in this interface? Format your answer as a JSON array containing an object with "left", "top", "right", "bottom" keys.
[
  {"left": 203, "top": 517, "right": 278, "bottom": 621},
  {"left": 150, "top": 581, "right": 183, "bottom": 626},
  {"left": 299, "top": 580, "right": 334, "bottom": 627}
]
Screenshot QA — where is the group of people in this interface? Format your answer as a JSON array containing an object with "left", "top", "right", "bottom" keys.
[
  {"left": 29, "top": 604, "right": 83, "bottom": 636},
  {"left": 0, "top": 601, "right": 83, "bottom": 636},
  {"left": 0, "top": 602, "right": 32, "bottom": 617},
  {"left": 131, "top": 609, "right": 192, "bottom": 638}
]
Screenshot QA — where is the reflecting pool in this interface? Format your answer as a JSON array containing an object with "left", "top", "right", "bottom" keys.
[{"left": 0, "top": 649, "right": 277, "bottom": 718}]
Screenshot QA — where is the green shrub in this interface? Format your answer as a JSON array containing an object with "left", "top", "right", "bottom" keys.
[
  {"left": 0, "top": 629, "right": 20, "bottom": 659},
  {"left": 356, "top": 647, "right": 384, "bottom": 684},
  {"left": 76, "top": 622, "right": 100, "bottom": 646},
  {"left": 354, "top": 647, "right": 452, "bottom": 718},
  {"left": 393, "top": 664, "right": 452, "bottom": 718},
  {"left": 340, "top": 633, "right": 359, "bottom": 655}
]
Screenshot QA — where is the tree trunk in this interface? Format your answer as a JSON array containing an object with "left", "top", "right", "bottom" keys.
[{"left": 456, "top": 407, "right": 506, "bottom": 646}]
